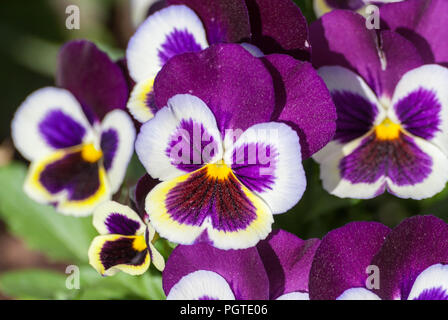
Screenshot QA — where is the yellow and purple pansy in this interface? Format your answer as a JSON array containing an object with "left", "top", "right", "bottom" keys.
[
  {"left": 125, "top": 0, "right": 310, "bottom": 123},
  {"left": 11, "top": 40, "right": 135, "bottom": 216},
  {"left": 88, "top": 201, "right": 165, "bottom": 276},
  {"left": 310, "top": 10, "right": 448, "bottom": 199},
  {"left": 309, "top": 215, "right": 448, "bottom": 300},
  {"left": 163, "top": 229, "right": 319, "bottom": 300}
]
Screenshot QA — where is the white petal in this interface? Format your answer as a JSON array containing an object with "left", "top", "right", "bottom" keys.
[
  {"left": 92, "top": 201, "right": 145, "bottom": 235},
  {"left": 337, "top": 287, "right": 381, "bottom": 300},
  {"left": 276, "top": 291, "right": 309, "bottom": 300},
  {"left": 408, "top": 264, "right": 448, "bottom": 300}
]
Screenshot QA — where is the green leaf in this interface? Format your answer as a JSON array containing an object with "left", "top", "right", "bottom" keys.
[{"left": 0, "top": 162, "right": 96, "bottom": 263}]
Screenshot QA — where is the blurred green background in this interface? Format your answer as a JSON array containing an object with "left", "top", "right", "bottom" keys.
[{"left": 0, "top": 0, "right": 447, "bottom": 300}]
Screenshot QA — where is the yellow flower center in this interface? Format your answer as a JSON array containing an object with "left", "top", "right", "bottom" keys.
[
  {"left": 375, "top": 118, "right": 401, "bottom": 140},
  {"left": 81, "top": 143, "right": 103, "bottom": 162},
  {"left": 206, "top": 161, "right": 233, "bottom": 180},
  {"left": 132, "top": 235, "right": 147, "bottom": 251}
]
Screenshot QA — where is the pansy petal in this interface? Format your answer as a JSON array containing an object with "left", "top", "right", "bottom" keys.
[
  {"left": 337, "top": 288, "right": 381, "bottom": 300},
  {"left": 276, "top": 292, "right": 309, "bottom": 300},
  {"left": 126, "top": 5, "right": 208, "bottom": 83},
  {"left": 153, "top": 43, "right": 275, "bottom": 133},
  {"left": 224, "top": 122, "right": 305, "bottom": 214},
  {"left": 370, "top": 215, "right": 448, "bottom": 300},
  {"left": 24, "top": 147, "right": 110, "bottom": 216},
  {"left": 136, "top": 94, "right": 223, "bottom": 181},
  {"left": 317, "top": 66, "right": 384, "bottom": 143},
  {"left": 145, "top": 165, "right": 273, "bottom": 250},
  {"left": 92, "top": 201, "right": 145, "bottom": 236},
  {"left": 408, "top": 264, "right": 448, "bottom": 300},
  {"left": 390, "top": 64, "right": 448, "bottom": 155},
  {"left": 100, "top": 110, "right": 136, "bottom": 193},
  {"left": 148, "top": 242, "right": 165, "bottom": 272},
  {"left": 56, "top": 40, "right": 128, "bottom": 121},
  {"left": 245, "top": 0, "right": 309, "bottom": 60},
  {"left": 133, "top": 174, "right": 161, "bottom": 217},
  {"left": 257, "top": 229, "right": 320, "bottom": 299},
  {"left": 126, "top": 78, "right": 157, "bottom": 123},
  {"left": 309, "top": 221, "right": 390, "bottom": 300},
  {"left": 380, "top": 0, "right": 448, "bottom": 65},
  {"left": 11, "top": 87, "right": 91, "bottom": 161},
  {"left": 88, "top": 234, "right": 149, "bottom": 276},
  {"left": 167, "top": 0, "right": 251, "bottom": 44},
  {"left": 264, "top": 54, "right": 336, "bottom": 159},
  {"left": 167, "top": 270, "right": 235, "bottom": 300},
  {"left": 310, "top": 11, "right": 423, "bottom": 98},
  {"left": 163, "top": 243, "right": 269, "bottom": 299}
]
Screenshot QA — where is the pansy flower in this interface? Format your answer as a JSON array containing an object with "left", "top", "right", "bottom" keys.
[
  {"left": 135, "top": 43, "right": 336, "bottom": 249},
  {"left": 125, "top": 0, "right": 310, "bottom": 123},
  {"left": 309, "top": 215, "right": 448, "bottom": 300},
  {"left": 88, "top": 201, "right": 165, "bottom": 276},
  {"left": 11, "top": 40, "right": 135, "bottom": 215},
  {"left": 163, "top": 229, "right": 319, "bottom": 300},
  {"left": 313, "top": 0, "right": 403, "bottom": 18},
  {"left": 310, "top": 11, "right": 448, "bottom": 199}
]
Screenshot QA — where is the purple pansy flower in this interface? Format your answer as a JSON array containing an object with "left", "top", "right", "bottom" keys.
[
  {"left": 88, "top": 201, "right": 164, "bottom": 276},
  {"left": 11, "top": 40, "right": 136, "bottom": 216},
  {"left": 309, "top": 215, "right": 448, "bottom": 300},
  {"left": 125, "top": 0, "right": 310, "bottom": 123},
  {"left": 310, "top": 10, "right": 448, "bottom": 199},
  {"left": 135, "top": 43, "right": 335, "bottom": 249},
  {"left": 163, "top": 229, "right": 319, "bottom": 300},
  {"left": 313, "top": 0, "right": 403, "bottom": 18}
]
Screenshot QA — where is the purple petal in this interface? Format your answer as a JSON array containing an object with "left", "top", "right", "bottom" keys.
[
  {"left": 163, "top": 243, "right": 269, "bottom": 299},
  {"left": 154, "top": 43, "right": 275, "bottom": 133},
  {"left": 371, "top": 215, "right": 448, "bottom": 300},
  {"left": 56, "top": 40, "right": 129, "bottom": 121},
  {"left": 257, "top": 229, "right": 320, "bottom": 299},
  {"left": 100, "top": 129, "right": 118, "bottom": 171},
  {"left": 308, "top": 221, "right": 391, "bottom": 300},
  {"left": 133, "top": 174, "right": 161, "bottom": 217},
  {"left": 245, "top": 0, "right": 310, "bottom": 60},
  {"left": 105, "top": 213, "right": 141, "bottom": 236},
  {"left": 262, "top": 54, "right": 336, "bottom": 159},
  {"left": 310, "top": 10, "right": 423, "bottom": 98},
  {"left": 381, "top": 0, "right": 448, "bottom": 66},
  {"left": 166, "top": 0, "right": 251, "bottom": 44}
]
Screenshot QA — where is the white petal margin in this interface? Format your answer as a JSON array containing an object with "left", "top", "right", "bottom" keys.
[
  {"left": 126, "top": 5, "right": 209, "bottom": 83},
  {"left": 224, "top": 122, "right": 306, "bottom": 214},
  {"left": 167, "top": 270, "right": 236, "bottom": 300},
  {"left": 136, "top": 94, "right": 223, "bottom": 181},
  {"left": 313, "top": 138, "right": 387, "bottom": 199},
  {"left": 146, "top": 223, "right": 165, "bottom": 271},
  {"left": 11, "top": 87, "right": 92, "bottom": 161},
  {"left": 318, "top": 66, "right": 385, "bottom": 123},
  {"left": 276, "top": 292, "right": 309, "bottom": 300},
  {"left": 100, "top": 110, "right": 136, "bottom": 193},
  {"left": 386, "top": 136, "right": 448, "bottom": 200},
  {"left": 337, "top": 287, "right": 381, "bottom": 300},
  {"left": 407, "top": 264, "right": 448, "bottom": 300},
  {"left": 92, "top": 201, "right": 145, "bottom": 235},
  {"left": 389, "top": 64, "right": 448, "bottom": 156},
  {"left": 127, "top": 78, "right": 156, "bottom": 123}
]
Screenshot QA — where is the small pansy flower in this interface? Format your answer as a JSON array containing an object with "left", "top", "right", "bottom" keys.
[
  {"left": 11, "top": 40, "right": 135, "bottom": 215},
  {"left": 310, "top": 11, "right": 448, "bottom": 199},
  {"left": 135, "top": 43, "right": 336, "bottom": 249},
  {"left": 88, "top": 201, "right": 165, "bottom": 276},
  {"left": 313, "top": 0, "right": 403, "bottom": 18},
  {"left": 309, "top": 216, "right": 448, "bottom": 300},
  {"left": 125, "top": 0, "right": 310, "bottom": 123},
  {"left": 163, "top": 229, "right": 319, "bottom": 300}
]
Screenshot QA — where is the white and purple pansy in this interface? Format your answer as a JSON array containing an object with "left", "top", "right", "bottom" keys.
[
  {"left": 125, "top": 0, "right": 310, "bottom": 123},
  {"left": 11, "top": 40, "right": 135, "bottom": 216},
  {"left": 309, "top": 215, "right": 448, "bottom": 300},
  {"left": 135, "top": 43, "right": 336, "bottom": 249},
  {"left": 88, "top": 201, "right": 164, "bottom": 276},
  {"left": 311, "top": 10, "right": 448, "bottom": 199},
  {"left": 313, "top": 0, "right": 403, "bottom": 18},
  {"left": 163, "top": 229, "right": 319, "bottom": 300}
]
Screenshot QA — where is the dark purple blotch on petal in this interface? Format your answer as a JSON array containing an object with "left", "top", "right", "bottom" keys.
[
  {"left": 414, "top": 287, "right": 448, "bottom": 300},
  {"left": 158, "top": 29, "right": 203, "bottom": 65},
  {"left": 100, "top": 129, "right": 118, "bottom": 171},
  {"left": 132, "top": 174, "right": 161, "bottom": 219},
  {"left": 100, "top": 237, "right": 147, "bottom": 270},
  {"left": 39, "top": 110, "right": 86, "bottom": 149},
  {"left": 105, "top": 213, "right": 141, "bottom": 236},
  {"left": 325, "top": 0, "right": 364, "bottom": 10}
]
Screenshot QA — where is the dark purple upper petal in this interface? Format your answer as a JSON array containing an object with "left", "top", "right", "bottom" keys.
[
  {"left": 257, "top": 229, "right": 320, "bottom": 299},
  {"left": 163, "top": 242, "right": 269, "bottom": 299},
  {"left": 245, "top": 0, "right": 310, "bottom": 60},
  {"left": 309, "top": 221, "right": 391, "bottom": 300},
  {"left": 166, "top": 0, "right": 251, "bottom": 44},
  {"left": 56, "top": 40, "right": 129, "bottom": 121},
  {"left": 380, "top": 0, "right": 448, "bottom": 66},
  {"left": 154, "top": 43, "right": 275, "bottom": 133},
  {"left": 371, "top": 215, "right": 448, "bottom": 300},
  {"left": 310, "top": 10, "right": 424, "bottom": 98},
  {"left": 262, "top": 54, "right": 336, "bottom": 159},
  {"left": 132, "top": 174, "right": 161, "bottom": 219}
]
